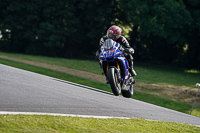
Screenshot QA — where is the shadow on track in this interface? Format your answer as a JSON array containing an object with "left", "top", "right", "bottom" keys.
[{"left": 51, "top": 78, "right": 114, "bottom": 96}]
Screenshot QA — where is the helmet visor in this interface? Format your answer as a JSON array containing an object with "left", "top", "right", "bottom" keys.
[{"left": 107, "top": 31, "right": 120, "bottom": 39}]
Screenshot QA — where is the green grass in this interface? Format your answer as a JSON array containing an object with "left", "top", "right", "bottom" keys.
[
  {"left": 0, "top": 115, "right": 199, "bottom": 133},
  {"left": 0, "top": 57, "right": 200, "bottom": 118},
  {"left": 1, "top": 52, "right": 200, "bottom": 87},
  {"left": 135, "top": 64, "right": 200, "bottom": 87}
]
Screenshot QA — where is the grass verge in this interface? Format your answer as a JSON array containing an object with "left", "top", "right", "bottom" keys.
[
  {"left": 0, "top": 58, "right": 200, "bottom": 117},
  {"left": 1, "top": 52, "right": 200, "bottom": 87},
  {"left": 0, "top": 115, "right": 200, "bottom": 133}
]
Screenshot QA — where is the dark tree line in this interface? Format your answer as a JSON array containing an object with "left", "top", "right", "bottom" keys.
[{"left": 0, "top": 0, "right": 200, "bottom": 69}]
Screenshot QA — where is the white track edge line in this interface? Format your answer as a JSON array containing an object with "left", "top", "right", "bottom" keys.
[{"left": 0, "top": 111, "right": 131, "bottom": 119}]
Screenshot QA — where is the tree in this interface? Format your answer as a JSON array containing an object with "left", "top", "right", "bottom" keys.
[
  {"left": 182, "top": 0, "right": 200, "bottom": 68},
  {"left": 119, "top": 0, "right": 192, "bottom": 65},
  {"left": 0, "top": 0, "right": 118, "bottom": 57}
]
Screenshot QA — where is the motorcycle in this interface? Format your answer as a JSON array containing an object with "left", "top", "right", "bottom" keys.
[{"left": 99, "top": 39, "right": 135, "bottom": 98}]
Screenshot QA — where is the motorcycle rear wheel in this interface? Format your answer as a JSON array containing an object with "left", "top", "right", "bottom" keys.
[
  {"left": 122, "top": 85, "right": 134, "bottom": 98},
  {"left": 108, "top": 68, "right": 121, "bottom": 96}
]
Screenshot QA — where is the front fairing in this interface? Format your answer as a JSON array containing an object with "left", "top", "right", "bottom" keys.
[{"left": 99, "top": 43, "right": 122, "bottom": 60}]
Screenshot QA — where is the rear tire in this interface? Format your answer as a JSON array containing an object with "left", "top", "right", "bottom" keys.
[
  {"left": 108, "top": 68, "right": 121, "bottom": 96},
  {"left": 122, "top": 85, "right": 134, "bottom": 98}
]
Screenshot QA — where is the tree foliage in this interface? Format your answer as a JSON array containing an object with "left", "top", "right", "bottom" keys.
[{"left": 0, "top": 0, "right": 200, "bottom": 69}]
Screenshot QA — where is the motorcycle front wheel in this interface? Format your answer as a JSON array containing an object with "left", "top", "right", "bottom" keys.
[{"left": 108, "top": 67, "right": 121, "bottom": 96}]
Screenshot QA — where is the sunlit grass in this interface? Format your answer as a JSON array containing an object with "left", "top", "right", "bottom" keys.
[
  {"left": 0, "top": 115, "right": 199, "bottom": 133},
  {"left": 191, "top": 108, "right": 200, "bottom": 117},
  {"left": 185, "top": 69, "right": 200, "bottom": 74}
]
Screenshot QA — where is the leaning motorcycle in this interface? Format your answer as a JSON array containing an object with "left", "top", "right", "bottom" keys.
[{"left": 99, "top": 39, "right": 135, "bottom": 98}]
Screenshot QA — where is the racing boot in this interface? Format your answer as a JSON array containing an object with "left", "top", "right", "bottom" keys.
[
  {"left": 128, "top": 61, "right": 137, "bottom": 77},
  {"left": 130, "top": 77, "right": 136, "bottom": 84},
  {"left": 129, "top": 67, "right": 137, "bottom": 77},
  {"left": 99, "top": 60, "right": 103, "bottom": 69}
]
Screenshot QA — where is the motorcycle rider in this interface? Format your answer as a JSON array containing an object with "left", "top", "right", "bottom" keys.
[{"left": 96, "top": 25, "right": 137, "bottom": 77}]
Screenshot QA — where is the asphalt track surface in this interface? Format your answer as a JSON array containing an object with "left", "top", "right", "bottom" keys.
[{"left": 0, "top": 64, "right": 200, "bottom": 126}]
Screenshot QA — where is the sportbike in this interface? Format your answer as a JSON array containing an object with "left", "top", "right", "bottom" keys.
[{"left": 99, "top": 39, "right": 135, "bottom": 98}]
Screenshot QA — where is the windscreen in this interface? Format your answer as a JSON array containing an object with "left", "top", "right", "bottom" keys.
[{"left": 103, "top": 39, "right": 115, "bottom": 51}]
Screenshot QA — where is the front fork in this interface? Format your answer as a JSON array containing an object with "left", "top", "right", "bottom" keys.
[{"left": 103, "top": 61, "right": 121, "bottom": 83}]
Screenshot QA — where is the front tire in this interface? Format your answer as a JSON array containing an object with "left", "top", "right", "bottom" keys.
[{"left": 108, "top": 68, "right": 121, "bottom": 96}]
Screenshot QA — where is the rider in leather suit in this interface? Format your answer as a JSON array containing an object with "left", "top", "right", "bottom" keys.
[{"left": 96, "top": 25, "right": 137, "bottom": 77}]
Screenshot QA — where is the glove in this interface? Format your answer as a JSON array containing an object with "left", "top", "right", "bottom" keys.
[
  {"left": 129, "top": 48, "right": 134, "bottom": 54},
  {"left": 124, "top": 48, "right": 134, "bottom": 54}
]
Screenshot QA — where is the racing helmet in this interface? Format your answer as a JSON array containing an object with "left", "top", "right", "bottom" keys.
[{"left": 106, "top": 25, "right": 122, "bottom": 40}]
